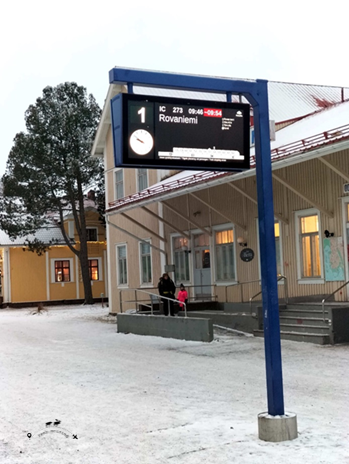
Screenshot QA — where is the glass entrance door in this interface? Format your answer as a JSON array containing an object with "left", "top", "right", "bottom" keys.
[{"left": 193, "top": 233, "right": 211, "bottom": 299}]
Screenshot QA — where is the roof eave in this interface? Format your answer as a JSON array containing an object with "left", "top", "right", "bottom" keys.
[
  {"left": 106, "top": 137, "right": 349, "bottom": 216},
  {"left": 91, "top": 84, "right": 126, "bottom": 157}
]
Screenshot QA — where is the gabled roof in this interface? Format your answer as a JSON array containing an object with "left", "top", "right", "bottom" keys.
[
  {"left": 0, "top": 226, "right": 67, "bottom": 247},
  {"left": 91, "top": 72, "right": 349, "bottom": 157}
]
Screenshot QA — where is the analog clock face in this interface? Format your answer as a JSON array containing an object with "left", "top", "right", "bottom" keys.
[{"left": 129, "top": 129, "right": 154, "bottom": 155}]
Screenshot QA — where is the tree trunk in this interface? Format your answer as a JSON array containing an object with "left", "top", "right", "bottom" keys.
[{"left": 79, "top": 238, "right": 94, "bottom": 305}]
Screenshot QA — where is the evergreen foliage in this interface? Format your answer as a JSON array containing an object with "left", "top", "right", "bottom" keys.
[{"left": 0, "top": 82, "right": 103, "bottom": 304}]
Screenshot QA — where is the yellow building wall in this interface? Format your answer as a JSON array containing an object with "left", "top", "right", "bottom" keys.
[
  {"left": 10, "top": 248, "right": 47, "bottom": 303},
  {"left": 8, "top": 209, "right": 107, "bottom": 304}
]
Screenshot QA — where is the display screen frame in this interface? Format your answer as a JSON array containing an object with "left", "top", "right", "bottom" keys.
[{"left": 111, "top": 93, "right": 251, "bottom": 172}]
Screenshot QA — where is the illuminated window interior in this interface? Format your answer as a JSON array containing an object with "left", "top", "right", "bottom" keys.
[
  {"left": 215, "top": 230, "right": 233, "bottom": 244},
  {"left": 89, "top": 259, "right": 99, "bottom": 281},
  {"left": 55, "top": 260, "right": 70, "bottom": 282},
  {"left": 215, "top": 229, "right": 235, "bottom": 281},
  {"left": 301, "top": 215, "right": 318, "bottom": 234},
  {"left": 300, "top": 215, "right": 320, "bottom": 278}
]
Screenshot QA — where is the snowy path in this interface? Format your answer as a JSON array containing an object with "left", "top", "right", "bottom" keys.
[{"left": 0, "top": 305, "right": 348, "bottom": 463}]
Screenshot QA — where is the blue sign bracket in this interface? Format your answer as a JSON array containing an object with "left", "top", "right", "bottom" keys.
[{"left": 109, "top": 67, "right": 285, "bottom": 416}]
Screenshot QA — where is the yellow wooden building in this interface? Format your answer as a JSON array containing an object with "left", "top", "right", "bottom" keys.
[{"left": 0, "top": 205, "right": 107, "bottom": 306}]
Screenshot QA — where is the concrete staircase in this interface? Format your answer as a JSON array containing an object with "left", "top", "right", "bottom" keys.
[
  {"left": 254, "top": 304, "right": 331, "bottom": 345},
  {"left": 183, "top": 302, "right": 349, "bottom": 345}
]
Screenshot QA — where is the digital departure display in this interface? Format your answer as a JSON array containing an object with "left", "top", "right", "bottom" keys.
[{"left": 111, "top": 93, "right": 250, "bottom": 171}]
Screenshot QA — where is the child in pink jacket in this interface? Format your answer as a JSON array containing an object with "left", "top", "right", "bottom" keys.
[{"left": 177, "top": 284, "right": 188, "bottom": 311}]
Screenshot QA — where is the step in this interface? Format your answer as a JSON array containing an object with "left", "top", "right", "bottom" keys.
[
  {"left": 253, "top": 329, "right": 330, "bottom": 345},
  {"left": 279, "top": 316, "right": 330, "bottom": 326},
  {"left": 279, "top": 323, "right": 330, "bottom": 335},
  {"left": 279, "top": 308, "right": 329, "bottom": 318}
]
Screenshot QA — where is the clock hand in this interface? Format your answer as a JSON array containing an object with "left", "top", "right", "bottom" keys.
[{"left": 135, "top": 136, "right": 144, "bottom": 143}]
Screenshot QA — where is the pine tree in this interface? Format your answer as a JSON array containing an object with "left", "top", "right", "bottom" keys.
[{"left": 0, "top": 82, "right": 103, "bottom": 304}]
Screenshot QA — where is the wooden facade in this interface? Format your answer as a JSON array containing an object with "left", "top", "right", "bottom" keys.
[
  {"left": 101, "top": 131, "right": 349, "bottom": 314},
  {"left": 0, "top": 210, "right": 107, "bottom": 306}
]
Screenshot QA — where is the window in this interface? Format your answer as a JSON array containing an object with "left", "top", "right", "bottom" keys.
[
  {"left": 137, "top": 169, "right": 148, "bottom": 191},
  {"left": 89, "top": 259, "right": 99, "bottom": 281},
  {"left": 54, "top": 260, "right": 71, "bottom": 282},
  {"left": 274, "top": 222, "right": 282, "bottom": 276},
  {"left": 115, "top": 169, "right": 124, "bottom": 199},
  {"left": 297, "top": 212, "right": 321, "bottom": 278},
  {"left": 215, "top": 229, "right": 235, "bottom": 281},
  {"left": 86, "top": 228, "right": 98, "bottom": 241},
  {"left": 256, "top": 219, "right": 283, "bottom": 278},
  {"left": 117, "top": 245, "right": 127, "bottom": 285},
  {"left": 173, "top": 236, "right": 190, "bottom": 282},
  {"left": 140, "top": 241, "right": 152, "bottom": 284}
]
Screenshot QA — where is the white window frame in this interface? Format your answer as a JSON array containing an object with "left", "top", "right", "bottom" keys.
[
  {"left": 341, "top": 197, "right": 349, "bottom": 282},
  {"left": 170, "top": 233, "right": 191, "bottom": 284},
  {"left": 137, "top": 168, "right": 148, "bottom": 192},
  {"left": 212, "top": 223, "right": 237, "bottom": 285},
  {"left": 139, "top": 240, "right": 152, "bottom": 286},
  {"left": 50, "top": 258, "right": 74, "bottom": 284},
  {"left": 256, "top": 218, "right": 284, "bottom": 281},
  {"left": 86, "top": 227, "right": 98, "bottom": 242},
  {"left": 295, "top": 208, "right": 324, "bottom": 284},
  {"left": 116, "top": 243, "right": 128, "bottom": 287},
  {"left": 114, "top": 169, "right": 124, "bottom": 200},
  {"left": 88, "top": 257, "right": 103, "bottom": 281}
]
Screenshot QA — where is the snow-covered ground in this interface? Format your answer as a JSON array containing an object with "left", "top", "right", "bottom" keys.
[{"left": 0, "top": 304, "right": 348, "bottom": 464}]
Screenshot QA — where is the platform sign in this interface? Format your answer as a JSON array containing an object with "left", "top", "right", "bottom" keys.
[{"left": 111, "top": 93, "right": 250, "bottom": 171}]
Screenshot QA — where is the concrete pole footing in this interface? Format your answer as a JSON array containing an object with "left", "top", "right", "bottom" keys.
[{"left": 258, "top": 412, "right": 298, "bottom": 442}]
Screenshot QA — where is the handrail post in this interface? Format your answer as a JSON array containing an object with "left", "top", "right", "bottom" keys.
[
  {"left": 184, "top": 301, "right": 187, "bottom": 318},
  {"left": 151, "top": 295, "right": 154, "bottom": 315},
  {"left": 322, "top": 298, "right": 325, "bottom": 322},
  {"left": 135, "top": 290, "right": 138, "bottom": 312},
  {"left": 119, "top": 290, "right": 123, "bottom": 313},
  {"left": 225, "top": 285, "right": 228, "bottom": 303},
  {"left": 241, "top": 284, "right": 243, "bottom": 303}
]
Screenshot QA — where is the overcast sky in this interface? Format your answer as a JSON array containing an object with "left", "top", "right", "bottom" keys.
[{"left": 1, "top": 0, "right": 348, "bottom": 177}]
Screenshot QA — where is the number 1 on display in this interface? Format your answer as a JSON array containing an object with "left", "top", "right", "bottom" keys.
[{"left": 138, "top": 107, "right": 145, "bottom": 123}]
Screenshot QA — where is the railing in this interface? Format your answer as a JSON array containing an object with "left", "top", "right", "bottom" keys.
[
  {"left": 321, "top": 280, "right": 349, "bottom": 322},
  {"left": 224, "top": 278, "right": 261, "bottom": 303},
  {"left": 119, "top": 288, "right": 188, "bottom": 317},
  {"left": 248, "top": 275, "right": 288, "bottom": 314},
  {"left": 120, "top": 284, "right": 216, "bottom": 307}
]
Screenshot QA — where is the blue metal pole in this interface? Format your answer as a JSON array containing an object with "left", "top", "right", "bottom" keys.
[{"left": 253, "top": 80, "right": 285, "bottom": 416}]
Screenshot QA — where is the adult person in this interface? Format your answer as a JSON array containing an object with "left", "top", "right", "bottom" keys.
[{"left": 157, "top": 273, "right": 176, "bottom": 316}]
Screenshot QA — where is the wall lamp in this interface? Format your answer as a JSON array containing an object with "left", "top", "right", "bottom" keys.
[
  {"left": 324, "top": 230, "right": 334, "bottom": 238},
  {"left": 237, "top": 236, "right": 247, "bottom": 247}
]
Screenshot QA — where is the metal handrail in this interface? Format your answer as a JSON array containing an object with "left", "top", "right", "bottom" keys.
[
  {"left": 120, "top": 288, "right": 187, "bottom": 317},
  {"left": 121, "top": 284, "right": 216, "bottom": 303},
  {"left": 249, "top": 275, "right": 288, "bottom": 314},
  {"left": 225, "top": 278, "right": 262, "bottom": 303},
  {"left": 321, "top": 280, "right": 349, "bottom": 322}
]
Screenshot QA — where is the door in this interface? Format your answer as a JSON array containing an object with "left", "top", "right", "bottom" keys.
[{"left": 193, "top": 233, "right": 211, "bottom": 299}]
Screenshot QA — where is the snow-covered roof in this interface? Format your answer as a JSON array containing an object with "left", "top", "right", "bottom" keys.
[
  {"left": 107, "top": 100, "right": 349, "bottom": 215},
  {"left": 0, "top": 226, "right": 67, "bottom": 247},
  {"left": 92, "top": 75, "right": 349, "bottom": 158},
  {"left": 133, "top": 81, "right": 349, "bottom": 124}
]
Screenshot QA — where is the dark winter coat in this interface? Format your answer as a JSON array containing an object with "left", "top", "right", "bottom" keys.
[{"left": 158, "top": 277, "right": 176, "bottom": 298}]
